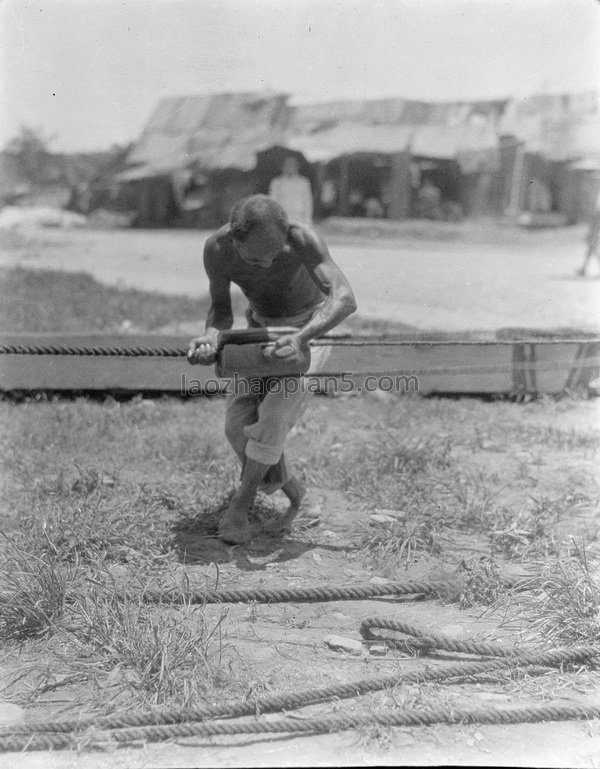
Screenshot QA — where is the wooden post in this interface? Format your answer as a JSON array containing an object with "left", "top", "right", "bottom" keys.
[
  {"left": 139, "top": 180, "right": 152, "bottom": 227},
  {"left": 507, "top": 143, "right": 525, "bottom": 216},
  {"left": 314, "top": 161, "right": 326, "bottom": 219},
  {"left": 339, "top": 155, "right": 350, "bottom": 216},
  {"left": 387, "top": 151, "right": 411, "bottom": 220}
]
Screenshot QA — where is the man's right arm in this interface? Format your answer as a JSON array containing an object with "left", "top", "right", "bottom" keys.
[{"left": 187, "top": 233, "right": 233, "bottom": 365}]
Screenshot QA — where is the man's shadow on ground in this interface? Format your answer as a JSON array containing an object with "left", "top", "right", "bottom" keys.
[{"left": 171, "top": 495, "right": 353, "bottom": 571}]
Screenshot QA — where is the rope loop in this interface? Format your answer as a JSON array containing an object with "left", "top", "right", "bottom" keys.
[{"left": 1, "top": 581, "right": 598, "bottom": 752}]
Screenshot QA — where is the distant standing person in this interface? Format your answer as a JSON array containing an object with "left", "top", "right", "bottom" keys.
[
  {"left": 577, "top": 189, "right": 600, "bottom": 277},
  {"left": 269, "top": 156, "right": 313, "bottom": 225}
]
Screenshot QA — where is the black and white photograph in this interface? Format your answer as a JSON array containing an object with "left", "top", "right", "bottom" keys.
[{"left": 0, "top": 0, "right": 599, "bottom": 766}]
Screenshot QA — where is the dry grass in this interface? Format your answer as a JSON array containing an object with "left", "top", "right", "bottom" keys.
[
  {"left": 0, "top": 538, "right": 75, "bottom": 642},
  {"left": 0, "top": 266, "right": 210, "bottom": 333},
  {"left": 0, "top": 542, "right": 233, "bottom": 711},
  {"left": 67, "top": 576, "right": 230, "bottom": 708},
  {"left": 1, "top": 265, "right": 599, "bottom": 725},
  {"left": 500, "top": 543, "right": 600, "bottom": 646}
]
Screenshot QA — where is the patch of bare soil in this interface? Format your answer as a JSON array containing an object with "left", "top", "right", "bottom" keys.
[{"left": 1, "top": 393, "right": 599, "bottom": 767}]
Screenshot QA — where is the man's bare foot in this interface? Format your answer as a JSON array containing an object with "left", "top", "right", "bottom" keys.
[
  {"left": 283, "top": 476, "right": 306, "bottom": 513},
  {"left": 275, "top": 476, "right": 306, "bottom": 532},
  {"left": 218, "top": 501, "right": 251, "bottom": 545},
  {"left": 272, "top": 478, "right": 320, "bottom": 535}
]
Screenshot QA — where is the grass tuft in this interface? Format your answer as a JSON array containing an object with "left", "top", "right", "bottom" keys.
[
  {"left": 0, "top": 537, "right": 75, "bottom": 643},
  {"left": 67, "top": 575, "right": 230, "bottom": 707},
  {"left": 457, "top": 556, "right": 504, "bottom": 608},
  {"left": 501, "top": 542, "right": 600, "bottom": 645},
  {"left": 359, "top": 513, "right": 441, "bottom": 572},
  {"left": 434, "top": 467, "right": 504, "bottom": 530}
]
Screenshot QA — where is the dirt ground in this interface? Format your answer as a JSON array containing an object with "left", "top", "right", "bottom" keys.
[
  {"left": 1, "top": 221, "right": 600, "bottom": 768},
  {"left": 0, "top": 219, "right": 599, "bottom": 331},
  {"left": 1, "top": 392, "right": 599, "bottom": 768}
]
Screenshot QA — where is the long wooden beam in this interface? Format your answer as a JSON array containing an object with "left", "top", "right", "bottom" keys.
[{"left": 0, "top": 333, "right": 598, "bottom": 396}]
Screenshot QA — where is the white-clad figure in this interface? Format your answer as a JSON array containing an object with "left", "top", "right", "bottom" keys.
[
  {"left": 577, "top": 189, "right": 600, "bottom": 277},
  {"left": 269, "top": 156, "right": 313, "bottom": 225}
]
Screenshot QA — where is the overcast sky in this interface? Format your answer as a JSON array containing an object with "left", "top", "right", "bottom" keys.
[{"left": 1, "top": 0, "right": 599, "bottom": 152}]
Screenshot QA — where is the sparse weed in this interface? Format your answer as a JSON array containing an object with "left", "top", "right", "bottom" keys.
[
  {"left": 359, "top": 513, "right": 441, "bottom": 573},
  {"left": 513, "top": 424, "right": 600, "bottom": 455},
  {"left": 16, "top": 491, "right": 171, "bottom": 565},
  {"left": 314, "top": 434, "right": 450, "bottom": 503},
  {"left": 457, "top": 555, "right": 504, "bottom": 608},
  {"left": 490, "top": 501, "right": 561, "bottom": 560},
  {"left": 490, "top": 492, "right": 599, "bottom": 560},
  {"left": 419, "top": 557, "right": 507, "bottom": 608},
  {"left": 499, "top": 542, "right": 600, "bottom": 645},
  {"left": 355, "top": 721, "right": 396, "bottom": 750},
  {"left": 67, "top": 578, "right": 230, "bottom": 707},
  {"left": 434, "top": 467, "right": 504, "bottom": 530},
  {"left": 0, "top": 537, "right": 76, "bottom": 643},
  {"left": 0, "top": 553, "right": 234, "bottom": 711}
]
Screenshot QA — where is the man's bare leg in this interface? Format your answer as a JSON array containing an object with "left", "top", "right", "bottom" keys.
[
  {"left": 276, "top": 476, "right": 307, "bottom": 533},
  {"left": 576, "top": 247, "right": 593, "bottom": 276},
  {"left": 219, "top": 458, "right": 270, "bottom": 544}
]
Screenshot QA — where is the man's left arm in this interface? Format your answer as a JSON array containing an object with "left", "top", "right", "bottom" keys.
[{"left": 273, "top": 230, "right": 357, "bottom": 360}]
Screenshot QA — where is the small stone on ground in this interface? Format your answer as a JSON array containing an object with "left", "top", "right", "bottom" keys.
[
  {"left": 324, "top": 634, "right": 364, "bottom": 655},
  {"left": 0, "top": 702, "right": 25, "bottom": 726}
]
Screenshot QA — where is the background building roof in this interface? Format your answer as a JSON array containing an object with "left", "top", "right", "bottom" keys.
[
  {"left": 124, "top": 92, "right": 291, "bottom": 176},
  {"left": 498, "top": 91, "right": 600, "bottom": 160},
  {"left": 287, "top": 98, "right": 504, "bottom": 169},
  {"left": 121, "top": 90, "right": 600, "bottom": 178}
]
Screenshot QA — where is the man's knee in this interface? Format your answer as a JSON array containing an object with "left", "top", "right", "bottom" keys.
[{"left": 225, "top": 412, "right": 243, "bottom": 448}]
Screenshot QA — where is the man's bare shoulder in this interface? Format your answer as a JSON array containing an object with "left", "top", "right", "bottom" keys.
[
  {"left": 204, "top": 225, "right": 235, "bottom": 261},
  {"left": 203, "top": 225, "right": 237, "bottom": 280},
  {"left": 288, "top": 223, "right": 330, "bottom": 261},
  {"left": 205, "top": 224, "right": 233, "bottom": 252}
]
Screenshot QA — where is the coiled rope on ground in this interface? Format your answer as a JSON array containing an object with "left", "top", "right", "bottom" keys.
[{"left": 1, "top": 581, "right": 598, "bottom": 753}]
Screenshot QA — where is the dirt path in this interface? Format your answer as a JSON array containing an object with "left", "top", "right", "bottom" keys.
[{"left": 1, "top": 223, "right": 599, "bottom": 331}]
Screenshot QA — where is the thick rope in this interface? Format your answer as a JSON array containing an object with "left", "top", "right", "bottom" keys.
[
  {"left": 360, "top": 618, "right": 524, "bottom": 657},
  {"left": 2, "top": 646, "right": 596, "bottom": 738},
  {"left": 0, "top": 338, "right": 598, "bottom": 356},
  {"left": 1, "top": 612, "right": 597, "bottom": 752},
  {"left": 0, "top": 344, "right": 188, "bottom": 357},
  {"left": 130, "top": 579, "right": 447, "bottom": 604},
  {"left": 1, "top": 702, "right": 599, "bottom": 752}
]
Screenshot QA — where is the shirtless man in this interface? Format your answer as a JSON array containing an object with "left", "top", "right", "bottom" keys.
[{"left": 187, "top": 195, "right": 356, "bottom": 544}]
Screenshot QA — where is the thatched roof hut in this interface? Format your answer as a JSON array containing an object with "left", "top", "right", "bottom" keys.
[
  {"left": 287, "top": 97, "right": 505, "bottom": 173},
  {"left": 115, "top": 91, "right": 292, "bottom": 226},
  {"left": 121, "top": 91, "right": 291, "bottom": 178},
  {"left": 116, "top": 89, "right": 600, "bottom": 225}
]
